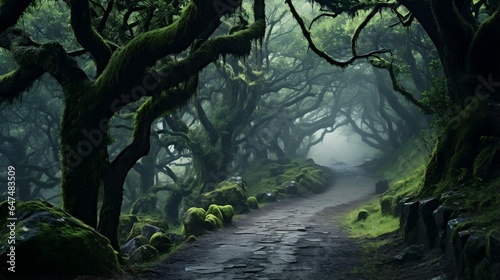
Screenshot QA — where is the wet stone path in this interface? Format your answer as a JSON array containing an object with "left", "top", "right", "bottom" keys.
[{"left": 136, "top": 166, "right": 377, "bottom": 280}]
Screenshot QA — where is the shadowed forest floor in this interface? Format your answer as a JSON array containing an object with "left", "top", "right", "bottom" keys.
[{"left": 130, "top": 166, "right": 447, "bottom": 280}]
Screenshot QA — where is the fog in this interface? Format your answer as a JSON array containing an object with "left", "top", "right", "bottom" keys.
[{"left": 308, "top": 128, "right": 380, "bottom": 166}]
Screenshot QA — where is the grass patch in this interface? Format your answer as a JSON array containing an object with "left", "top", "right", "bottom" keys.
[{"left": 344, "top": 199, "right": 399, "bottom": 238}]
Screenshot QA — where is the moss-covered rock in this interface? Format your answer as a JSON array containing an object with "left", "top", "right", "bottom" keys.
[
  {"left": 357, "top": 210, "right": 369, "bottom": 221},
  {"left": 297, "top": 169, "right": 327, "bottom": 193},
  {"left": 182, "top": 207, "right": 207, "bottom": 238},
  {"left": 247, "top": 196, "right": 259, "bottom": 209},
  {"left": 256, "top": 191, "right": 278, "bottom": 203},
  {"left": 121, "top": 235, "right": 149, "bottom": 255},
  {"left": 119, "top": 214, "right": 139, "bottom": 244},
  {"left": 0, "top": 200, "right": 120, "bottom": 279},
  {"left": 126, "top": 220, "right": 167, "bottom": 242},
  {"left": 204, "top": 214, "right": 223, "bottom": 231},
  {"left": 149, "top": 232, "right": 173, "bottom": 253},
  {"left": 206, "top": 204, "right": 224, "bottom": 222},
  {"left": 218, "top": 205, "right": 234, "bottom": 225},
  {"left": 380, "top": 195, "right": 393, "bottom": 215},
  {"left": 202, "top": 181, "right": 249, "bottom": 214},
  {"left": 279, "top": 181, "right": 299, "bottom": 194},
  {"left": 130, "top": 244, "right": 158, "bottom": 264},
  {"left": 242, "top": 158, "right": 330, "bottom": 197}
]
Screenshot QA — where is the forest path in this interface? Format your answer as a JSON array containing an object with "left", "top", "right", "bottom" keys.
[{"left": 135, "top": 165, "right": 377, "bottom": 280}]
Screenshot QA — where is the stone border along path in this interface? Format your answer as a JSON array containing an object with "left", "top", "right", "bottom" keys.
[{"left": 135, "top": 165, "right": 377, "bottom": 280}]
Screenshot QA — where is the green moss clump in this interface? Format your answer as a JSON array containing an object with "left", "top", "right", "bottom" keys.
[
  {"left": 125, "top": 217, "right": 169, "bottom": 242},
  {"left": 241, "top": 158, "right": 330, "bottom": 196},
  {"left": 204, "top": 214, "right": 223, "bottom": 231},
  {"left": 218, "top": 205, "right": 234, "bottom": 225},
  {"left": 206, "top": 204, "right": 224, "bottom": 222},
  {"left": 119, "top": 214, "right": 139, "bottom": 244},
  {"left": 149, "top": 232, "right": 173, "bottom": 253},
  {"left": 130, "top": 244, "right": 158, "bottom": 263},
  {"left": 202, "top": 181, "right": 249, "bottom": 214},
  {"left": 182, "top": 207, "right": 207, "bottom": 238},
  {"left": 0, "top": 200, "right": 120, "bottom": 279},
  {"left": 247, "top": 196, "right": 259, "bottom": 209}
]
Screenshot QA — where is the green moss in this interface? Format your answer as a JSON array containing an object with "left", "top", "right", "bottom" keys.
[
  {"left": 218, "top": 205, "right": 234, "bottom": 225},
  {"left": 247, "top": 196, "right": 259, "bottom": 209},
  {"left": 202, "top": 181, "right": 249, "bottom": 214},
  {"left": 344, "top": 199, "right": 399, "bottom": 238},
  {"left": 181, "top": 207, "right": 206, "bottom": 238},
  {"left": 119, "top": 214, "right": 139, "bottom": 244},
  {"left": 206, "top": 204, "right": 224, "bottom": 222},
  {"left": 0, "top": 200, "right": 120, "bottom": 278},
  {"left": 125, "top": 218, "right": 169, "bottom": 242},
  {"left": 204, "top": 214, "right": 223, "bottom": 230},
  {"left": 149, "top": 232, "right": 172, "bottom": 253},
  {"left": 241, "top": 158, "right": 330, "bottom": 196}
]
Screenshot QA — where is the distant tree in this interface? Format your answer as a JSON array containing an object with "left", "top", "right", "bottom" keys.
[{"left": 289, "top": 0, "right": 500, "bottom": 195}]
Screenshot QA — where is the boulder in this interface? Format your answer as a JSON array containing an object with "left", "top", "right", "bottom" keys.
[
  {"left": 380, "top": 195, "right": 393, "bottom": 216},
  {"left": 247, "top": 196, "right": 259, "bottom": 209},
  {"left": 445, "top": 218, "right": 472, "bottom": 268},
  {"left": 375, "top": 179, "right": 389, "bottom": 194},
  {"left": 395, "top": 196, "right": 414, "bottom": 217},
  {"left": 218, "top": 205, "right": 234, "bottom": 225},
  {"left": 202, "top": 181, "right": 249, "bottom": 214},
  {"left": 0, "top": 200, "right": 120, "bottom": 279},
  {"left": 149, "top": 232, "right": 173, "bottom": 253},
  {"left": 280, "top": 181, "right": 299, "bottom": 195},
  {"left": 418, "top": 197, "right": 439, "bottom": 249},
  {"left": 130, "top": 244, "right": 158, "bottom": 264},
  {"left": 126, "top": 221, "right": 167, "bottom": 242},
  {"left": 118, "top": 214, "right": 139, "bottom": 244},
  {"left": 297, "top": 169, "right": 326, "bottom": 193},
  {"left": 204, "top": 214, "right": 223, "bottom": 231},
  {"left": 206, "top": 204, "right": 224, "bottom": 222},
  {"left": 462, "top": 233, "right": 487, "bottom": 279},
  {"left": 182, "top": 207, "right": 207, "bottom": 237},
  {"left": 433, "top": 205, "right": 457, "bottom": 233},
  {"left": 120, "top": 235, "right": 149, "bottom": 255},
  {"left": 357, "top": 210, "right": 369, "bottom": 221},
  {"left": 433, "top": 204, "right": 458, "bottom": 251},
  {"left": 393, "top": 245, "right": 424, "bottom": 263},
  {"left": 165, "top": 233, "right": 184, "bottom": 244},
  {"left": 256, "top": 192, "right": 277, "bottom": 203},
  {"left": 401, "top": 201, "right": 420, "bottom": 245},
  {"left": 141, "top": 224, "right": 166, "bottom": 240}
]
